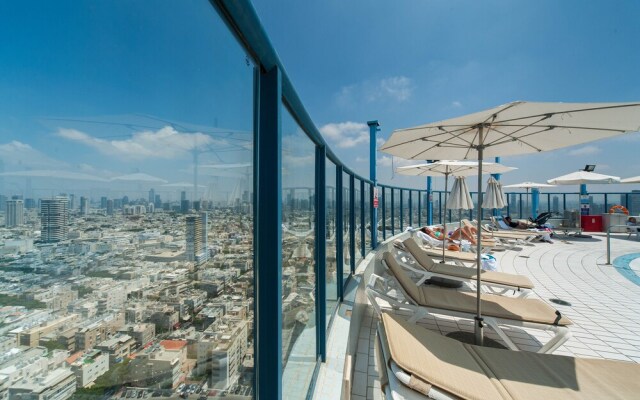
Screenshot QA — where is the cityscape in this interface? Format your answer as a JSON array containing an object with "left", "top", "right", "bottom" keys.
[{"left": 1, "top": 191, "right": 257, "bottom": 399}]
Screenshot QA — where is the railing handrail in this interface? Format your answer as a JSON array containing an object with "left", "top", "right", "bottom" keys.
[{"left": 606, "top": 224, "right": 632, "bottom": 265}]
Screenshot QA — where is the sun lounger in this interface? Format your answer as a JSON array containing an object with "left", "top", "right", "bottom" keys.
[
  {"left": 376, "top": 312, "right": 640, "bottom": 400},
  {"left": 367, "top": 252, "right": 572, "bottom": 353},
  {"left": 401, "top": 238, "right": 533, "bottom": 298},
  {"left": 461, "top": 218, "right": 539, "bottom": 245},
  {"left": 412, "top": 226, "right": 508, "bottom": 253}
]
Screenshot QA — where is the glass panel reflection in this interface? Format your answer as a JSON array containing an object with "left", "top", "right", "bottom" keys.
[
  {"left": 342, "top": 172, "right": 351, "bottom": 284},
  {"left": 281, "top": 110, "right": 316, "bottom": 400},
  {"left": 354, "top": 181, "right": 362, "bottom": 266},
  {"left": 325, "top": 160, "right": 337, "bottom": 325},
  {"left": 0, "top": 2, "right": 254, "bottom": 398}
]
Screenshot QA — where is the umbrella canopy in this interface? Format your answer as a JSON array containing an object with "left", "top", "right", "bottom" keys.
[
  {"left": 503, "top": 182, "right": 556, "bottom": 219},
  {"left": 621, "top": 176, "right": 640, "bottom": 184},
  {"left": 547, "top": 171, "right": 620, "bottom": 185},
  {"left": 395, "top": 160, "right": 516, "bottom": 177},
  {"left": 396, "top": 161, "right": 513, "bottom": 263},
  {"left": 503, "top": 181, "right": 556, "bottom": 189},
  {"left": 446, "top": 176, "right": 474, "bottom": 210},
  {"left": 380, "top": 101, "right": 640, "bottom": 346},
  {"left": 482, "top": 176, "right": 506, "bottom": 209}
]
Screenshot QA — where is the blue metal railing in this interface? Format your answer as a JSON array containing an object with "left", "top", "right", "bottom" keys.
[{"left": 210, "top": 2, "right": 638, "bottom": 398}]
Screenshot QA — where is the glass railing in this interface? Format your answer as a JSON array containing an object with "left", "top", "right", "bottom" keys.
[{"left": 2, "top": 1, "right": 639, "bottom": 400}]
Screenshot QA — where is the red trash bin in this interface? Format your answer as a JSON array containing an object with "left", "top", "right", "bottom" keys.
[{"left": 580, "top": 215, "right": 603, "bottom": 232}]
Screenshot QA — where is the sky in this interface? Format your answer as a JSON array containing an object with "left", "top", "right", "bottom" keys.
[
  {"left": 0, "top": 1, "right": 639, "bottom": 202},
  {"left": 251, "top": 0, "right": 640, "bottom": 192}
]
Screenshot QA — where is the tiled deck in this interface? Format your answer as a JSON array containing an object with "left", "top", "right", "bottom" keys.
[{"left": 351, "top": 232, "right": 640, "bottom": 399}]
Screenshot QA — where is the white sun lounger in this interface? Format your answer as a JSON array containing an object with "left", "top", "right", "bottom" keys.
[
  {"left": 400, "top": 238, "right": 533, "bottom": 298},
  {"left": 367, "top": 252, "right": 572, "bottom": 354},
  {"left": 376, "top": 312, "right": 640, "bottom": 400}
]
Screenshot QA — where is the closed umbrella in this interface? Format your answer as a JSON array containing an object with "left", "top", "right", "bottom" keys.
[
  {"left": 380, "top": 101, "right": 640, "bottom": 345},
  {"left": 482, "top": 176, "right": 506, "bottom": 210},
  {"left": 396, "top": 160, "right": 515, "bottom": 261},
  {"left": 503, "top": 181, "right": 556, "bottom": 218},
  {"left": 547, "top": 171, "right": 620, "bottom": 237}
]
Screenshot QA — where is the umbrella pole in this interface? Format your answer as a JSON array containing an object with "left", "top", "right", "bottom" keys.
[
  {"left": 442, "top": 173, "right": 448, "bottom": 263},
  {"left": 475, "top": 127, "right": 485, "bottom": 346}
]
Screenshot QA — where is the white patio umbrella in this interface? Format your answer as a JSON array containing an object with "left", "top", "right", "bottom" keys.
[
  {"left": 621, "top": 176, "right": 640, "bottom": 184},
  {"left": 380, "top": 101, "right": 640, "bottom": 345},
  {"left": 396, "top": 160, "right": 515, "bottom": 261},
  {"left": 503, "top": 181, "right": 556, "bottom": 218},
  {"left": 547, "top": 170, "right": 620, "bottom": 236},
  {"left": 444, "top": 176, "right": 474, "bottom": 260},
  {"left": 482, "top": 176, "right": 507, "bottom": 210}
]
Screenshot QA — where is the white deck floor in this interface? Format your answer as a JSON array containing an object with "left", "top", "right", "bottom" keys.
[{"left": 351, "top": 232, "right": 640, "bottom": 399}]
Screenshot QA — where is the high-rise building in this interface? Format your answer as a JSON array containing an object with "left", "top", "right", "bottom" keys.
[
  {"left": 6, "top": 199, "right": 24, "bottom": 227},
  {"left": 41, "top": 197, "right": 69, "bottom": 242},
  {"left": 25, "top": 198, "right": 36, "bottom": 209},
  {"left": 106, "top": 199, "right": 114, "bottom": 215},
  {"left": 186, "top": 213, "right": 208, "bottom": 264},
  {"left": 101, "top": 196, "right": 108, "bottom": 209},
  {"left": 154, "top": 194, "right": 162, "bottom": 209},
  {"left": 630, "top": 190, "right": 640, "bottom": 215},
  {"left": 181, "top": 191, "right": 187, "bottom": 202},
  {"left": 0, "top": 195, "right": 7, "bottom": 212},
  {"left": 181, "top": 200, "right": 191, "bottom": 214},
  {"left": 148, "top": 188, "right": 155, "bottom": 204},
  {"left": 80, "top": 196, "right": 89, "bottom": 215}
]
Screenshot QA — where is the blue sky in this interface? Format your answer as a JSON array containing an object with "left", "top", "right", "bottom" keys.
[
  {"left": 0, "top": 1, "right": 639, "bottom": 201},
  {"left": 252, "top": 0, "right": 640, "bottom": 191}
]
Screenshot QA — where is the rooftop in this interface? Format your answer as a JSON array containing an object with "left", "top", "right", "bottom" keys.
[{"left": 317, "top": 230, "right": 640, "bottom": 399}]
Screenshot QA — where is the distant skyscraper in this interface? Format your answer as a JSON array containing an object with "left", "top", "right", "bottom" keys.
[
  {"left": 0, "top": 195, "right": 7, "bottom": 212},
  {"left": 106, "top": 199, "right": 114, "bottom": 215},
  {"left": 68, "top": 194, "right": 75, "bottom": 210},
  {"left": 181, "top": 191, "right": 187, "bottom": 202},
  {"left": 101, "top": 196, "right": 108, "bottom": 209},
  {"left": 41, "top": 197, "right": 69, "bottom": 242},
  {"left": 193, "top": 200, "right": 201, "bottom": 212},
  {"left": 630, "top": 190, "right": 640, "bottom": 215},
  {"left": 154, "top": 194, "right": 161, "bottom": 209},
  {"left": 80, "top": 196, "right": 89, "bottom": 215},
  {"left": 6, "top": 199, "right": 24, "bottom": 227},
  {"left": 122, "top": 196, "right": 129, "bottom": 206},
  {"left": 552, "top": 196, "right": 559, "bottom": 212},
  {"left": 24, "top": 198, "right": 36, "bottom": 209},
  {"left": 186, "top": 213, "right": 208, "bottom": 264},
  {"left": 181, "top": 200, "right": 190, "bottom": 214},
  {"left": 148, "top": 188, "right": 155, "bottom": 204}
]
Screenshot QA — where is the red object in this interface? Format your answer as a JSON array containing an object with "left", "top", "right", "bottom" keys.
[
  {"left": 581, "top": 215, "right": 603, "bottom": 232},
  {"left": 373, "top": 198, "right": 379, "bottom": 208}
]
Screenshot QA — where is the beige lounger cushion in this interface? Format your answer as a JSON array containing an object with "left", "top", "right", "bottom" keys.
[
  {"left": 382, "top": 312, "right": 640, "bottom": 400},
  {"left": 403, "top": 239, "right": 534, "bottom": 289},
  {"left": 382, "top": 312, "right": 510, "bottom": 400},
  {"left": 422, "top": 246, "right": 478, "bottom": 262},
  {"left": 384, "top": 252, "right": 571, "bottom": 326}
]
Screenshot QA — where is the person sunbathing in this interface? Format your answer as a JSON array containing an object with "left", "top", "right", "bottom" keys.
[
  {"left": 504, "top": 216, "right": 532, "bottom": 229},
  {"left": 419, "top": 226, "right": 446, "bottom": 241},
  {"left": 449, "top": 225, "right": 491, "bottom": 245}
]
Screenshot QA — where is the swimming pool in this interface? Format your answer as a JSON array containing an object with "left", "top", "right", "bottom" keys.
[{"left": 613, "top": 253, "right": 640, "bottom": 286}]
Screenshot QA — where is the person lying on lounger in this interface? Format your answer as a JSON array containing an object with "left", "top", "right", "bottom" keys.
[{"left": 504, "top": 216, "right": 533, "bottom": 229}]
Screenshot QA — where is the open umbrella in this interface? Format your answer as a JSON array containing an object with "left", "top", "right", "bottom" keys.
[
  {"left": 547, "top": 171, "right": 620, "bottom": 237},
  {"left": 380, "top": 101, "right": 640, "bottom": 345},
  {"left": 396, "top": 160, "right": 515, "bottom": 261},
  {"left": 503, "top": 181, "right": 556, "bottom": 219},
  {"left": 621, "top": 176, "right": 640, "bottom": 184}
]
